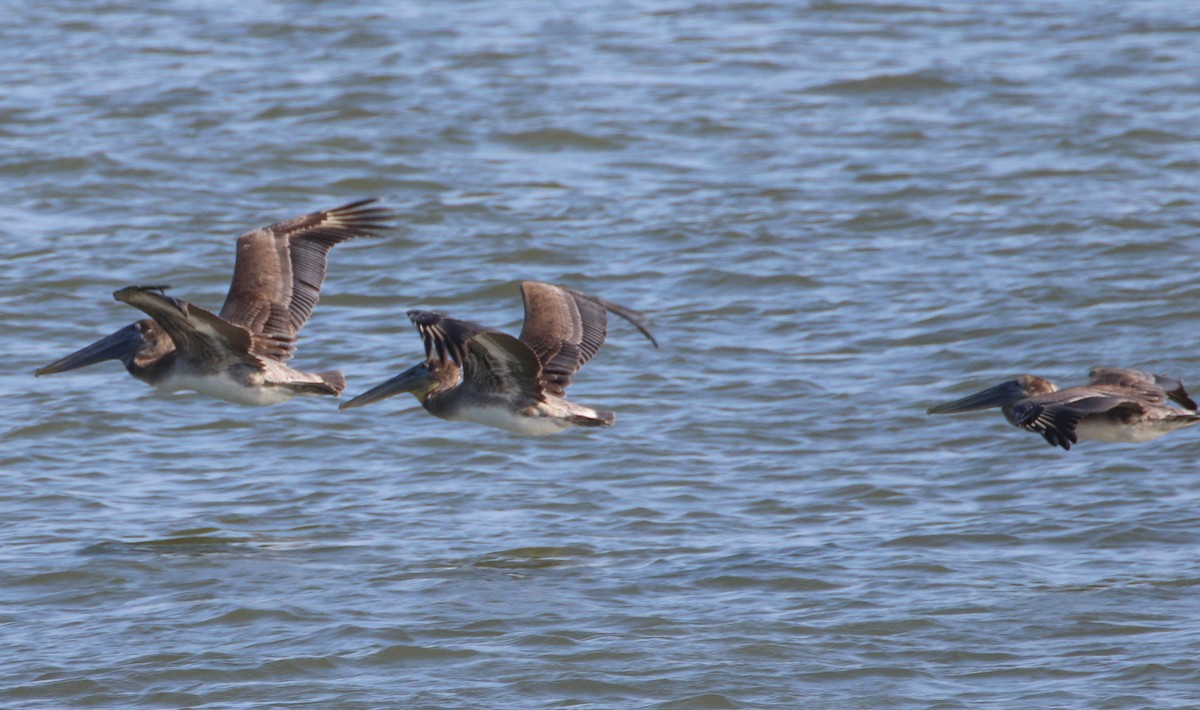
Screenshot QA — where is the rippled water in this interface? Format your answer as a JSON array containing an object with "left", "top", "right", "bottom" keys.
[{"left": 5, "top": 1, "right": 1200, "bottom": 707}]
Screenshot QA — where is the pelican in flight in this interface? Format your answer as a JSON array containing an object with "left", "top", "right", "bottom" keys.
[
  {"left": 927, "top": 367, "right": 1200, "bottom": 450},
  {"left": 339, "top": 281, "right": 658, "bottom": 435},
  {"left": 36, "top": 199, "right": 392, "bottom": 405}
]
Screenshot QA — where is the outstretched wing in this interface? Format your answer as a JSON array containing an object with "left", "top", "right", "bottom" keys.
[
  {"left": 218, "top": 199, "right": 393, "bottom": 360},
  {"left": 1012, "top": 393, "right": 1143, "bottom": 451},
  {"left": 1087, "top": 367, "right": 1196, "bottom": 410},
  {"left": 408, "top": 310, "right": 490, "bottom": 366},
  {"left": 115, "top": 286, "right": 266, "bottom": 370},
  {"left": 407, "top": 309, "right": 543, "bottom": 404},
  {"left": 461, "top": 332, "right": 545, "bottom": 404},
  {"left": 516, "top": 281, "right": 658, "bottom": 397}
]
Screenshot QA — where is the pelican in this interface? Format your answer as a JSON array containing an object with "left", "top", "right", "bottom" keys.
[
  {"left": 927, "top": 367, "right": 1200, "bottom": 450},
  {"left": 339, "top": 281, "right": 658, "bottom": 435},
  {"left": 35, "top": 199, "right": 393, "bottom": 405}
]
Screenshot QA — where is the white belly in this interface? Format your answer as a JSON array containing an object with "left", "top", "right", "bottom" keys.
[
  {"left": 453, "top": 405, "right": 571, "bottom": 436},
  {"left": 157, "top": 372, "right": 294, "bottom": 406},
  {"left": 1075, "top": 419, "right": 1170, "bottom": 443}
]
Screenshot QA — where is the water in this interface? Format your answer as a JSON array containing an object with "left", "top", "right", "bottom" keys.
[{"left": 4, "top": 0, "right": 1200, "bottom": 707}]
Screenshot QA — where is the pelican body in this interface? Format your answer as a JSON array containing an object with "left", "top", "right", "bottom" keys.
[
  {"left": 340, "top": 281, "right": 658, "bottom": 435},
  {"left": 927, "top": 368, "right": 1200, "bottom": 450},
  {"left": 36, "top": 200, "right": 393, "bottom": 405}
]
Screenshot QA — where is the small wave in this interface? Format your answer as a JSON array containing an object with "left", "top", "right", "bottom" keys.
[
  {"left": 883, "top": 533, "right": 1023, "bottom": 548},
  {"left": 362, "top": 644, "right": 479, "bottom": 663},
  {"left": 655, "top": 692, "right": 744, "bottom": 709},
  {"left": 809, "top": 0, "right": 947, "bottom": 14},
  {"left": 199, "top": 608, "right": 312, "bottom": 626},
  {"left": 469, "top": 545, "right": 594, "bottom": 569},
  {"left": 494, "top": 128, "right": 622, "bottom": 151},
  {"left": 1, "top": 154, "right": 118, "bottom": 176},
  {"left": 1107, "top": 128, "right": 1190, "bottom": 144},
  {"left": 696, "top": 574, "right": 841, "bottom": 592},
  {"left": 806, "top": 71, "right": 959, "bottom": 95},
  {"left": 838, "top": 208, "right": 933, "bottom": 231},
  {"left": 8, "top": 570, "right": 107, "bottom": 587}
]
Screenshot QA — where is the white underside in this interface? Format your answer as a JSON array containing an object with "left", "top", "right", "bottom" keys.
[
  {"left": 450, "top": 404, "right": 575, "bottom": 436},
  {"left": 1075, "top": 418, "right": 1196, "bottom": 443},
  {"left": 157, "top": 372, "right": 295, "bottom": 406}
]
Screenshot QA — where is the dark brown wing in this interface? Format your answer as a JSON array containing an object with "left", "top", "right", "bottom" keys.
[
  {"left": 407, "top": 310, "right": 543, "bottom": 404},
  {"left": 114, "top": 286, "right": 266, "bottom": 370},
  {"left": 516, "top": 281, "right": 657, "bottom": 397},
  {"left": 407, "top": 310, "right": 490, "bottom": 366},
  {"left": 1012, "top": 392, "right": 1143, "bottom": 451},
  {"left": 218, "top": 199, "right": 392, "bottom": 360},
  {"left": 1087, "top": 367, "right": 1196, "bottom": 410},
  {"left": 460, "top": 332, "right": 545, "bottom": 404}
]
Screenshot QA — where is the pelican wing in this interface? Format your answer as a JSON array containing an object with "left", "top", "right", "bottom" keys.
[
  {"left": 1087, "top": 367, "right": 1196, "bottom": 410},
  {"left": 460, "top": 332, "right": 545, "bottom": 404},
  {"left": 408, "top": 310, "right": 490, "bottom": 366},
  {"left": 115, "top": 286, "right": 266, "bottom": 370},
  {"left": 218, "top": 199, "right": 392, "bottom": 360},
  {"left": 1012, "top": 393, "right": 1142, "bottom": 451},
  {"left": 516, "top": 281, "right": 657, "bottom": 397},
  {"left": 408, "top": 310, "right": 543, "bottom": 403}
]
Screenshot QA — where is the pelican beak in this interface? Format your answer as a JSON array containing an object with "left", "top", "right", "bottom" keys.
[
  {"left": 339, "top": 363, "right": 434, "bottom": 411},
  {"left": 35, "top": 323, "right": 143, "bottom": 376},
  {"left": 926, "top": 381, "right": 1019, "bottom": 414}
]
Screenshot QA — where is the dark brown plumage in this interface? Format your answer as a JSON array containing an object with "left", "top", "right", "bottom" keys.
[
  {"left": 340, "top": 281, "right": 658, "bottom": 435},
  {"left": 218, "top": 198, "right": 393, "bottom": 361},
  {"left": 517, "top": 281, "right": 657, "bottom": 397},
  {"left": 36, "top": 199, "right": 392, "bottom": 405},
  {"left": 928, "top": 368, "right": 1200, "bottom": 450}
]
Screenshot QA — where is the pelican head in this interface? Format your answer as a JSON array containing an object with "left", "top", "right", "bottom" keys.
[
  {"left": 339, "top": 361, "right": 445, "bottom": 411},
  {"left": 35, "top": 319, "right": 173, "bottom": 379},
  {"left": 927, "top": 375, "right": 1057, "bottom": 414}
]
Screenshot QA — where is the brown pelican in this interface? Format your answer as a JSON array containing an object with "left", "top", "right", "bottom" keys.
[
  {"left": 927, "top": 367, "right": 1200, "bottom": 450},
  {"left": 35, "top": 199, "right": 392, "bottom": 405},
  {"left": 339, "top": 281, "right": 658, "bottom": 435}
]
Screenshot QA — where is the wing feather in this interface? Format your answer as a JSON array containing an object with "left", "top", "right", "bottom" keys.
[
  {"left": 461, "top": 332, "right": 544, "bottom": 404},
  {"left": 407, "top": 310, "right": 543, "bottom": 404},
  {"left": 1013, "top": 393, "right": 1144, "bottom": 451},
  {"left": 1087, "top": 367, "right": 1196, "bottom": 410},
  {"left": 407, "top": 310, "right": 489, "bottom": 366},
  {"left": 516, "top": 281, "right": 657, "bottom": 397},
  {"left": 218, "top": 199, "right": 392, "bottom": 360},
  {"left": 1012, "top": 401, "right": 1084, "bottom": 450},
  {"left": 114, "top": 286, "right": 265, "bottom": 370}
]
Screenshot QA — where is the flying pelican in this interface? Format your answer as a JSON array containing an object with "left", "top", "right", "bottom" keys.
[
  {"left": 927, "top": 367, "right": 1200, "bottom": 450},
  {"left": 35, "top": 199, "right": 393, "bottom": 405},
  {"left": 339, "top": 281, "right": 658, "bottom": 435}
]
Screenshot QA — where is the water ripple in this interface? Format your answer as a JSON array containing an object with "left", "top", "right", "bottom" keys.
[{"left": 4, "top": 0, "right": 1200, "bottom": 707}]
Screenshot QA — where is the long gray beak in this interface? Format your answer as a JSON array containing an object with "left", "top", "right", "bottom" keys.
[
  {"left": 926, "top": 382, "right": 1015, "bottom": 414},
  {"left": 339, "top": 363, "right": 432, "bottom": 411},
  {"left": 35, "top": 323, "right": 142, "bottom": 376}
]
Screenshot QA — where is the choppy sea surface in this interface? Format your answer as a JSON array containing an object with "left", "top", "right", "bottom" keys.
[{"left": 5, "top": 1, "right": 1200, "bottom": 707}]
